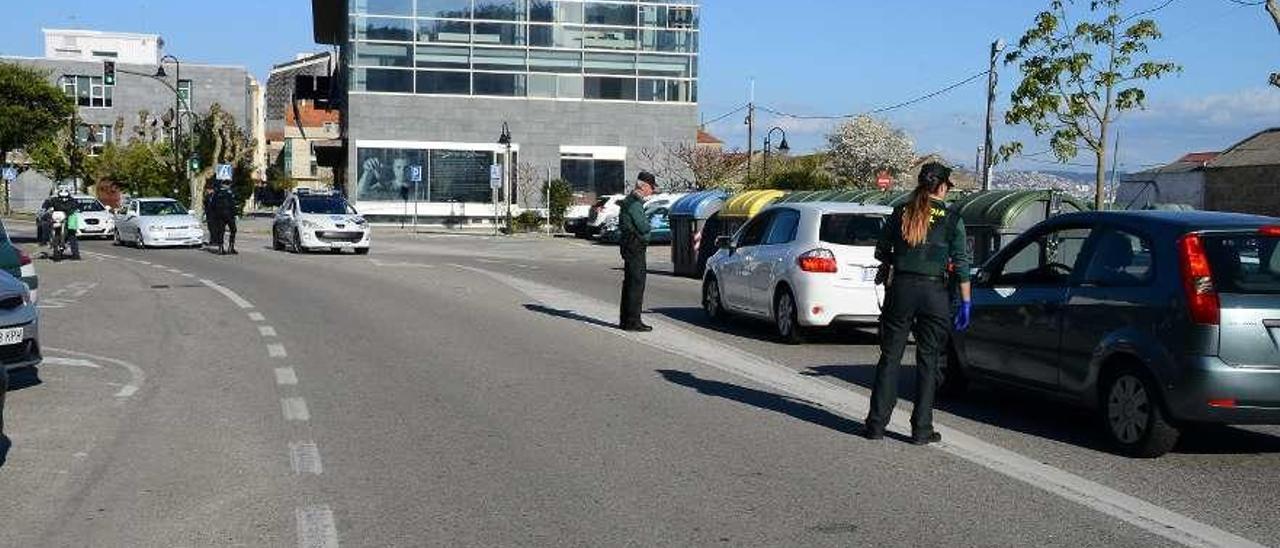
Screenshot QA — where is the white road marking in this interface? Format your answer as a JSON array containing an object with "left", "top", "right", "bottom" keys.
[
  {"left": 259, "top": 325, "right": 278, "bottom": 337},
  {"left": 182, "top": 273, "right": 195, "bottom": 278},
  {"left": 43, "top": 357, "right": 100, "bottom": 369},
  {"left": 476, "top": 258, "right": 501, "bottom": 264},
  {"left": 151, "top": 264, "right": 165, "bottom": 269},
  {"left": 166, "top": 269, "right": 182, "bottom": 274},
  {"left": 275, "top": 367, "right": 299, "bottom": 386},
  {"left": 248, "top": 312, "right": 266, "bottom": 322},
  {"left": 267, "top": 344, "right": 288, "bottom": 358},
  {"left": 199, "top": 279, "right": 255, "bottom": 309},
  {"left": 45, "top": 347, "right": 146, "bottom": 399},
  {"left": 289, "top": 442, "right": 323, "bottom": 475},
  {"left": 296, "top": 505, "right": 339, "bottom": 548},
  {"left": 464, "top": 266, "right": 1268, "bottom": 548},
  {"left": 369, "top": 259, "right": 435, "bottom": 269},
  {"left": 282, "top": 398, "right": 310, "bottom": 421},
  {"left": 137, "top": 261, "right": 151, "bottom": 265}
]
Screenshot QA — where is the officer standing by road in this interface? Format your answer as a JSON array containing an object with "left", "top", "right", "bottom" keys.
[
  {"left": 864, "top": 162, "right": 971, "bottom": 445},
  {"left": 618, "top": 172, "right": 657, "bottom": 332},
  {"left": 208, "top": 181, "right": 238, "bottom": 255}
]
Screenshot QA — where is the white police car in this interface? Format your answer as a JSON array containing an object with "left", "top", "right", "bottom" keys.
[{"left": 272, "top": 189, "right": 371, "bottom": 254}]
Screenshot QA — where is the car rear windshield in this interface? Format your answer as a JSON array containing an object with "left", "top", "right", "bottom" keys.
[
  {"left": 76, "top": 199, "right": 106, "bottom": 212},
  {"left": 820, "top": 214, "right": 887, "bottom": 247},
  {"left": 140, "top": 201, "right": 187, "bottom": 216},
  {"left": 299, "top": 195, "right": 352, "bottom": 215},
  {"left": 1202, "top": 233, "right": 1280, "bottom": 295}
]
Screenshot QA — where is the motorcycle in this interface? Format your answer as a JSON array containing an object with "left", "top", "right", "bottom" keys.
[{"left": 49, "top": 211, "right": 68, "bottom": 260}]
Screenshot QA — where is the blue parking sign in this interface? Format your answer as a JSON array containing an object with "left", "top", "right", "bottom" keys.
[
  {"left": 1, "top": 167, "right": 15, "bottom": 182},
  {"left": 409, "top": 165, "right": 423, "bottom": 183},
  {"left": 216, "top": 163, "right": 234, "bottom": 181}
]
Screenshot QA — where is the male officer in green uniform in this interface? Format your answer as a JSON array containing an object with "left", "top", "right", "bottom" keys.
[
  {"left": 618, "top": 172, "right": 657, "bottom": 331},
  {"left": 865, "top": 162, "right": 971, "bottom": 445}
]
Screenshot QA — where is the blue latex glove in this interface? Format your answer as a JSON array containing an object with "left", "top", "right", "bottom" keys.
[{"left": 954, "top": 300, "right": 972, "bottom": 332}]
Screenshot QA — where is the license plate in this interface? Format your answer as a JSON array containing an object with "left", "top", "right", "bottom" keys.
[
  {"left": 861, "top": 267, "right": 877, "bottom": 282},
  {"left": 0, "top": 327, "right": 24, "bottom": 346}
]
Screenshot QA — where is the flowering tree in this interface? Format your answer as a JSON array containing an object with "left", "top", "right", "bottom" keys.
[{"left": 826, "top": 115, "right": 916, "bottom": 188}]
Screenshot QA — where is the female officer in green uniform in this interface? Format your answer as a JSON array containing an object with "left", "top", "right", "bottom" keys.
[{"left": 864, "top": 162, "right": 971, "bottom": 445}]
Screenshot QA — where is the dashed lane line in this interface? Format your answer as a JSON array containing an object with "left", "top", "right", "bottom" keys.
[
  {"left": 268, "top": 344, "right": 288, "bottom": 358},
  {"left": 289, "top": 442, "right": 324, "bottom": 475},
  {"left": 282, "top": 398, "right": 311, "bottom": 422},
  {"left": 275, "top": 368, "right": 299, "bottom": 386},
  {"left": 296, "top": 505, "right": 339, "bottom": 548},
  {"left": 462, "top": 265, "right": 1268, "bottom": 548},
  {"left": 249, "top": 312, "right": 266, "bottom": 322},
  {"left": 260, "top": 326, "right": 278, "bottom": 337}
]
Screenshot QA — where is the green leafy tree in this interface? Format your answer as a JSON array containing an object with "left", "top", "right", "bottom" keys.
[
  {"left": 1001, "top": 0, "right": 1180, "bottom": 209},
  {"left": 0, "top": 62, "right": 75, "bottom": 172},
  {"left": 187, "top": 103, "right": 254, "bottom": 214},
  {"left": 759, "top": 154, "right": 837, "bottom": 191},
  {"left": 545, "top": 178, "right": 574, "bottom": 228}
]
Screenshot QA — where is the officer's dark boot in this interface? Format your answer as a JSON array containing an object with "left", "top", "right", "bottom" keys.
[{"left": 227, "top": 236, "right": 237, "bottom": 255}]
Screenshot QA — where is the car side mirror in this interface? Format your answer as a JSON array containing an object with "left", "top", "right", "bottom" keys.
[{"left": 716, "top": 236, "right": 734, "bottom": 250}]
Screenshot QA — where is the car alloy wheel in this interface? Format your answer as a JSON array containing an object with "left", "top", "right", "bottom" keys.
[
  {"left": 1100, "top": 368, "right": 1180, "bottom": 458},
  {"left": 292, "top": 228, "right": 305, "bottom": 254},
  {"left": 272, "top": 227, "right": 285, "bottom": 251},
  {"left": 775, "top": 289, "right": 804, "bottom": 344},
  {"left": 703, "top": 277, "right": 724, "bottom": 322}
]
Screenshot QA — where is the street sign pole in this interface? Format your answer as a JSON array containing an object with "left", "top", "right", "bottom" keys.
[
  {"left": 490, "top": 164, "right": 503, "bottom": 236},
  {"left": 2, "top": 166, "right": 16, "bottom": 216}
]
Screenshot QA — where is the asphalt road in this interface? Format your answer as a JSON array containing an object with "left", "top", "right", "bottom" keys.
[{"left": 1, "top": 219, "right": 1278, "bottom": 547}]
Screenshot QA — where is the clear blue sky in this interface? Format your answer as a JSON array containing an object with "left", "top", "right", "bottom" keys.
[{"left": 4, "top": 0, "right": 1277, "bottom": 172}]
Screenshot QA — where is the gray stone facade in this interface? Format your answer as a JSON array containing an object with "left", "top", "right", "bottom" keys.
[{"left": 1, "top": 56, "right": 253, "bottom": 142}]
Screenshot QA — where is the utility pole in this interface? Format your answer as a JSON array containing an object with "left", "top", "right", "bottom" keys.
[
  {"left": 982, "top": 39, "right": 1005, "bottom": 192},
  {"left": 745, "top": 79, "right": 756, "bottom": 183}
]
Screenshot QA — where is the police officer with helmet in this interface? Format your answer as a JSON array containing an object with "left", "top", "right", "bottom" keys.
[
  {"left": 863, "top": 162, "right": 971, "bottom": 445},
  {"left": 207, "top": 181, "right": 238, "bottom": 255}
]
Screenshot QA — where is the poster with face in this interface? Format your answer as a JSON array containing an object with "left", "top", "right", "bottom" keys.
[{"left": 356, "top": 148, "right": 425, "bottom": 202}]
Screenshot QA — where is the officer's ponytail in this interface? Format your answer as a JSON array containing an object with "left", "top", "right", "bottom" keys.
[{"left": 901, "top": 162, "right": 952, "bottom": 247}]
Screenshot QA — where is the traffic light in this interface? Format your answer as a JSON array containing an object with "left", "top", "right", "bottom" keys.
[
  {"left": 188, "top": 157, "right": 200, "bottom": 172},
  {"left": 103, "top": 60, "right": 116, "bottom": 86}
]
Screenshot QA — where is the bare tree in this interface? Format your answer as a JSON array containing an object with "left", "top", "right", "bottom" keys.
[
  {"left": 636, "top": 145, "right": 689, "bottom": 190},
  {"left": 665, "top": 142, "right": 748, "bottom": 191},
  {"left": 826, "top": 115, "right": 916, "bottom": 188},
  {"left": 515, "top": 161, "right": 545, "bottom": 207},
  {"left": 1268, "top": 0, "right": 1280, "bottom": 33}
]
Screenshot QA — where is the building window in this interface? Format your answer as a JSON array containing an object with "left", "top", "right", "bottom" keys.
[
  {"left": 91, "top": 50, "right": 119, "bottom": 58},
  {"left": 348, "top": 0, "right": 698, "bottom": 104},
  {"left": 60, "top": 75, "right": 113, "bottom": 108},
  {"left": 584, "top": 76, "right": 635, "bottom": 100},
  {"left": 76, "top": 124, "right": 114, "bottom": 155},
  {"left": 177, "top": 79, "right": 193, "bottom": 112},
  {"left": 561, "top": 154, "right": 625, "bottom": 197}
]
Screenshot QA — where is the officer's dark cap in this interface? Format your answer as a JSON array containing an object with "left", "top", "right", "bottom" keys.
[{"left": 637, "top": 171, "right": 657, "bottom": 188}]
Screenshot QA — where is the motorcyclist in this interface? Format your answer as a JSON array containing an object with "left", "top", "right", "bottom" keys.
[
  {"left": 47, "top": 189, "right": 81, "bottom": 260},
  {"left": 208, "top": 181, "right": 238, "bottom": 255}
]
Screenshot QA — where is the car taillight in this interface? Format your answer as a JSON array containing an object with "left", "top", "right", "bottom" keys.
[
  {"left": 1178, "top": 233, "right": 1219, "bottom": 325},
  {"left": 17, "top": 248, "right": 31, "bottom": 267},
  {"left": 1259, "top": 225, "right": 1280, "bottom": 237},
  {"left": 797, "top": 249, "right": 838, "bottom": 274}
]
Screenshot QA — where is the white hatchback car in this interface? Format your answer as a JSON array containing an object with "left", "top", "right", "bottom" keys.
[
  {"left": 272, "top": 189, "right": 371, "bottom": 254},
  {"left": 72, "top": 195, "right": 115, "bottom": 239},
  {"left": 113, "top": 198, "right": 204, "bottom": 248},
  {"left": 702, "top": 202, "right": 894, "bottom": 343}
]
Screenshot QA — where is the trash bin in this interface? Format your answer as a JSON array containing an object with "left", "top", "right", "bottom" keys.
[
  {"left": 953, "top": 189, "right": 1086, "bottom": 266},
  {"left": 669, "top": 190, "right": 729, "bottom": 278},
  {"left": 719, "top": 190, "right": 786, "bottom": 237}
]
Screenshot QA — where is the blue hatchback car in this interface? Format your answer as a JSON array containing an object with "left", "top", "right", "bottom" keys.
[{"left": 952, "top": 211, "right": 1280, "bottom": 457}]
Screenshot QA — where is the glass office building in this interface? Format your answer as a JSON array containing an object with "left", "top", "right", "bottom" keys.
[{"left": 312, "top": 0, "right": 700, "bottom": 221}]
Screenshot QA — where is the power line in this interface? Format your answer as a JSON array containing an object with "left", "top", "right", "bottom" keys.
[
  {"left": 700, "top": 103, "right": 748, "bottom": 126},
  {"left": 757, "top": 69, "right": 991, "bottom": 120},
  {"left": 1223, "top": 0, "right": 1264, "bottom": 5}
]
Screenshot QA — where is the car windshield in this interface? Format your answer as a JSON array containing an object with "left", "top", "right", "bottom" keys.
[
  {"left": 140, "top": 201, "right": 188, "bottom": 216},
  {"left": 1202, "top": 233, "right": 1280, "bottom": 295},
  {"left": 76, "top": 199, "right": 106, "bottom": 212},
  {"left": 299, "top": 195, "right": 353, "bottom": 215},
  {"left": 820, "top": 214, "right": 887, "bottom": 247}
]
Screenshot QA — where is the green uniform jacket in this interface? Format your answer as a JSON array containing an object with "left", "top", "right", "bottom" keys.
[
  {"left": 876, "top": 199, "right": 971, "bottom": 282},
  {"left": 618, "top": 193, "right": 651, "bottom": 244}
]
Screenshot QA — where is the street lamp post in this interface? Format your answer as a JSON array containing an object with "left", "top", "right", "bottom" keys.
[
  {"left": 154, "top": 55, "right": 194, "bottom": 208},
  {"left": 497, "top": 122, "right": 512, "bottom": 235},
  {"left": 762, "top": 126, "right": 790, "bottom": 178}
]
